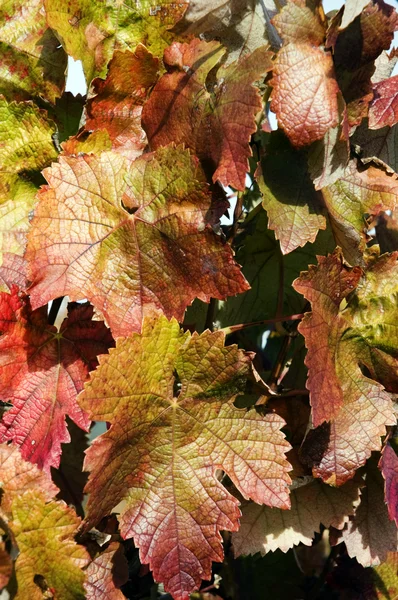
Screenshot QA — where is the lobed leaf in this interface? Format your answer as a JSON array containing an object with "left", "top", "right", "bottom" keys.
[
  {"left": 26, "top": 146, "right": 249, "bottom": 336},
  {"left": 79, "top": 315, "right": 292, "bottom": 600}
]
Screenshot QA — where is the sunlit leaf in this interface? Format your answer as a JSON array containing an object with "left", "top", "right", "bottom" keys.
[
  {"left": 85, "top": 542, "right": 128, "bottom": 600},
  {"left": 369, "top": 74, "right": 398, "bottom": 129}
]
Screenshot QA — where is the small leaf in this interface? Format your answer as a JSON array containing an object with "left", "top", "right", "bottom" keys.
[
  {"left": 0, "top": 291, "right": 114, "bottom": 471},
  {"left": 369, "top": 74, "right": 398, "bottom": 129},
  {"left": 27, "top": 146, "right": 249, "bottom": 337},
  {"left": 379, "top": 442, "right": 398, "bottom": 526},
  {"left": 85, "top": 542, "right": 128, "bottom": 600},
  {"left": 143, "top": 39, "right": 273, "bottom": 190},
  {"left": 233, "top": 478, "right": 361, "bottom": 555},
  {"left": 79, "top": 315, "right": 292, "bottom": 600},
  {"left": 11, "top": 490, "right": 90, "bottom": 600}
]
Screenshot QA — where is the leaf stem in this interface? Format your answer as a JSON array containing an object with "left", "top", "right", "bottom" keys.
[{"left": 219, "top": 313, "right": 304, "bottom": 335}]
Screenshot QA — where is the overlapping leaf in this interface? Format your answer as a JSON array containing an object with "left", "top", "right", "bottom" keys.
[
  {"left": 294, "top": 249, "right": 397, "bottom": 485},
  {"left": 0, "top": 0, "right": 67, "bottom": 102},
  {"left": 26, "top": 146, "right": 249, "bottom": 336},
  {"left": 11, "top": 490, "right": 90, "bottom": 600},
  {"left": 79, "top": 316, "right": 292, "bottom": 600},
  {"left": 0, "top": 289, "right": 114, "bottom": 471},
  {"left": 142, "top": 39, "right": 273, "bottom": 190},
  {"left": 379, "top": 443, "right": 398, "bottom": 526},
  {"left": 270, "top": 0, "right": 339, "bottom": 148},
  {"left": 44, "top": 0, "right": 187, "bottom": 81},
  {"left": 369, "top": 74, "right": 398, "bottom": 129},
  {"left": 233, "top": 478, "right": 361, "bottom": 555},
  {"left": 84, "top": 542, "right": 128, "bottom": 600},
  {"left": 258, "top": 131, "right": 326, "bottom": 254},
  {"left": 83, "top": 46, "right": 159, "bottom": 159}
]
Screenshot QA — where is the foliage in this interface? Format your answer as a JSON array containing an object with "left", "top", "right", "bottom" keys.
[{"left": 0, "top": 0, "right": 397, "bottom": 599}]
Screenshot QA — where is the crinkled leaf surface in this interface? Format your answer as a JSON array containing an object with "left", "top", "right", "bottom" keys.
[
  {"left": 11, "top": 490, "right": 89, "bottom": 600},
  {"left": 26, "top": 146, "right": 249, "bottom": 337},
  {"left": 45, "top": 0, "right": 187, "bottom": 81},
  {"left": 379, "top": 442, "right": 398, "bottom": 526},
  {"left": 270, "top": 0, "right": 339, "bottom": 148},
  {"left": 84, "top": 542, "right": 128, "bottom": 600},
  {"left": 0, "top": 443, "right": 58, "bottom": 517},
  {"left": 322, "top": 159, "right": 398, "bottom": 265},
  {"left": 84, "top": 46, "right": 159, "bottom": 159},
  {"left": 258, "top": 131, "right": 326, "bottom": 254},
  {"left": 142, "top": 39, "right": 273, "bottom": 190},
  {"left": 232, "top": 478, "right": 361, "bottom": 556},
  {"left": 0, "top": 290, "right": 114, "bottom": 471},
  {"left": 294, "top": 250, "right": 396, "bottom": 485},
  {"left": 0, "top": 0, "right": 67, "bottom": 102},
  {"left": 79, "top": 316, "right": 292, "bottom": 600},
  {"left": 339, "top": 457, "right": 398, "bottom": 567},
  {"left": 0, "top": 98, "right": 57, "bottom": 202},
  {"left": 369, "top": 74, "right": 398, "bottom": 129}
]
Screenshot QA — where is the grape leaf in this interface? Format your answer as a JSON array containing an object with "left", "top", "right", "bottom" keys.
[
  {"left": 258, "top": 131, "right": 326, "bottom": 254},
  {"left": 0, "top": 442, "right": 58, "bottom": 516},
  {"left": 0, "top": 290, "right": 114, "bottom": 471},
  {"left": 294, "top": 250, "right": 396, "bottom": 485},
  {"left": 44, "top": 0, "right": 187, "bottom": 81},
  {"left": 142, "top": 39, "right": 273, "bottom": 190},
  {"left": 328, "top": 0, "right": 398, "bottom": 128},
  {"left": 379, "top": 442, "right": 398, "bottom": 526},
  {"left": 84, "top": 46, "right": 159, "bottom": 159},
  {"left": 84, "top": 542, "right": 128, "bottom": 600},
  {"left": 339, "top": 457, "right": 398, "bottom": 567},
  {"left": 26, "top": 146, "right": 249, "bottom": 337},
  {"left": 372, "top": 552, "right": 398, "bottom": 598},
  {"left": 352, "top": 121, "right": 398, "bottom": 174},
  {"left": 270, "top": 0, "right": 339, "bottom": 148},
  {"left": 11, "top": 490, "right": 90, "bottom": 600},
  {"left": 0, "top": 253, "right": 27, "bottom": 293},
  {"left": 172, "top": 0, "right": 285, "bottom": 59},
  {"left": 322, "top": 159, "right": 398, "bottom": 265},
  {"left": 0, "top": 543, "right": 12, "bottom": 589},
  {"left": 79, "top": 316, "right": 292, "bottom": 600},
  {"left": 369, "top": 74, "right": 398, "bottom": 129},
  {"left": 0, "top": 97, "right": 57, "bottom": 202},
  {"left": 232, "top": 478, "right": 361, "bottom": 555},
  {"left": 339, "top": 0, "right": 369, "bottom": 30},
  {"left": 0, "top": 0, "right": 67, "bottom": 102}
]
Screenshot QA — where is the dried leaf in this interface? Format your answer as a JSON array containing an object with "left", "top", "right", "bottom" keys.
[
  {"left": 26, "top": 147, "right": 249, "bottom": 337},
  {"left": 79, "top": 316, "right": 292, "bottom": 600},
  {"left": 233, "top": 478, "right": 361, "bottom": 555},
  {"left": 339, "top": 0, "right": 369, "bottom": 30},
  {"left": 85, "top": 542, "right": 128, "bottom": 600},
  {"left": 0, "top": 291, "right": 114, "bottom": 471},
  {"left": 143, "top": 39, "right": 273, "bottom": 190}
]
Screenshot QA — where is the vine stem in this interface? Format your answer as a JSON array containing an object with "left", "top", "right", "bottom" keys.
[{"left": 219, "top": 313, "right": 305, "bottom": 335}]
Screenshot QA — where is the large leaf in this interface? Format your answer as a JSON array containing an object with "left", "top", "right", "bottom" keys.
[
  {"left": 0, "top": 290, "right": 114, "bottom": 471},
  {"left": 26, "top": 146, "right": 249, "bottom": 337},
  {"left": 142, "top": 39, "right": 273, "bottom": 190},
  {"left": 294, "top": 250, "right": 396, "bottom": 485},
  {"left": 258, "top": 131, "right": 326, "bottom": 254},
  {"left": 0, "top": 0, "right": 67, "bottom": 102},
  {"left": 45, "top": 0, "right": 187, "bottom": 81},
  {"left": 232, "top": 478, "right": 361, "bottom": 555},
  {"left": 83, "top": 46, "right": 159, "bottom": 159},
  {"left": 11, "top": 490, "right": 90, "bottom": 600},
  {"left": 339, "top": 457, "right": 398, "bottom": 567},
  {"left": 84, "top": 542, "right": 128, "bottom": 600},
  {"left": 270, "top": 0, "right": 339, "bottom": 148},
  {"left": 79, "top": 316, "right": 292, "bottom": 600}
]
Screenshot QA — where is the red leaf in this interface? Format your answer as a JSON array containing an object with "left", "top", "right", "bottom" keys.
[
  {"left": 0, "top": 289, "right": 114, "bottom": 471},
  {"left": 85, "top": 543, "right": 128, "bottom": 600},
  {"left": 369, "top": 74, "right": 398, "bottom": 129},
  {"left": 379, "top": 443, "right": 398, "bottom": 526}
]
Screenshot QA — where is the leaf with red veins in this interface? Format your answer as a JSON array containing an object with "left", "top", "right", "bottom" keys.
[
  {"left": 85, "top": 543, "right": 128, "bottom": 600},
  {"left": 369, "top": 74, "right": 398, "bottom": 129},
  {"left": 232, "top": 478, "right": 361, "bottom": 556},
  {"left": 0, "top": 290, "right": 114, "bottom": 471},
  {"left": 258, "top": 131, "right": 326, "bottom": 254},
  {"left": 339, "top": 457, "right": 398, "bottom": 567},
  {"left": 142, "top": 39, "right": 273, "bottom": 190},
  {"left": 0, "top": 443, "right": 58, "bottom": 517},
  {"left": 379, "top": 443, "right": 398, "bottom": 526},
  {"left": 271, "top": 0, "right": 325, "bottom": 45},
  {"left": 79, "top": 316, "right": 292, "bottom": 600},
  {"left": 26, "top": 147, "right": 249, "bottom": 337},
  {"left": 0, "top": 254, "right": 27, "bottom": 293},
  {"left": 294, "top": 250, "right": 396, "bottom": 485},
  {"left": 270, "top": 43, "right": 339, "bottom": 148},
  {"left": 83, "top": 46, "right": 159, "bottom": 159}
]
